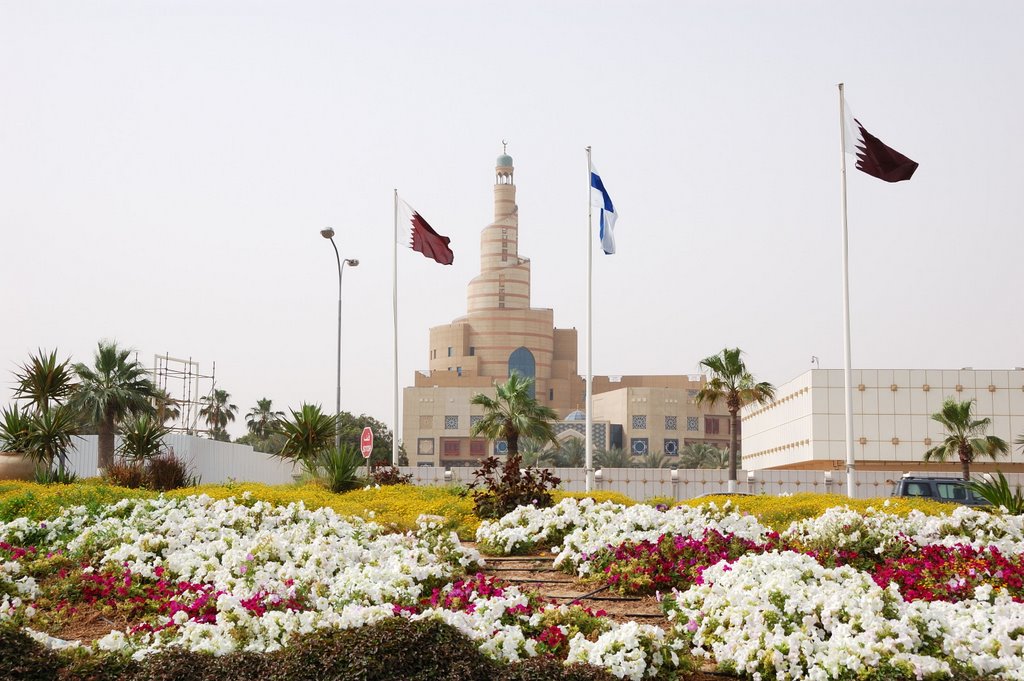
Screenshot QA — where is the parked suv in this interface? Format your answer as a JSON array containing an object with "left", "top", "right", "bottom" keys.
[{"left": 892, "top": 476, "right": 987, "bottom": 505}]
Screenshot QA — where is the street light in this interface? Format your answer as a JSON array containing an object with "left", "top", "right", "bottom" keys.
[{"left": 321, "top": 227, "right": 359, "bottom": 451}]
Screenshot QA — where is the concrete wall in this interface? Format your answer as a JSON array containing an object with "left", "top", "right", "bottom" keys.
[
  {"left": 394, "top": 466, "right": 1024, "bottom": 501},
  {"left": 65, "top": 434, "right": 297, "bottom": 485}
]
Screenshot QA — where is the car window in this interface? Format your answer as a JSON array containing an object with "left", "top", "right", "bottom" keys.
[
  {"left": 936, "top": 482, "right": 966, "bottom": 501},
  {"left": 905, "top": 482, "right": 930, "bottom": 497}
]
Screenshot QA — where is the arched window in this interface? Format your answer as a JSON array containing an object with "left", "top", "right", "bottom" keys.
[{"left": 508, "top": 347, "right": 536, "bottom": 398}]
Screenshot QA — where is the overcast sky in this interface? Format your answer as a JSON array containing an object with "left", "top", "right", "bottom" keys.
[{"left": 2, "top": 1, "right": 1022, "bottom": 440}]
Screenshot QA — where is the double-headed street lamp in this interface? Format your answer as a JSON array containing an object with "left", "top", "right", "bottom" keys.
[{"left": 320, "top": 227, "right": 358, "bottom": 451}]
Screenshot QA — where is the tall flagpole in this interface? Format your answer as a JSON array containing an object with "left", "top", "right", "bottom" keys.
[
  {"left": 585, "top": 146, "right": 594, "bottom": 493},
  {"left": 838, "top": 83, "right": 856, "bottom": 498},
  {"left": 393, "top": 188, "right": 400, "bottom": 467}
]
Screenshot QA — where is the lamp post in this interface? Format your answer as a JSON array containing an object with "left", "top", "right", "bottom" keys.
[{"left": 320, "top": 227, "right": 359, "bottom": 451}]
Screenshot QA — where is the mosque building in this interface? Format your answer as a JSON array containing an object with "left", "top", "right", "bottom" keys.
[{"left": 401, "top": 149, "right": 732, "bottom": 466}]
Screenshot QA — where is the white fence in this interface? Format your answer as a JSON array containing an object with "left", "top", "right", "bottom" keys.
[
  {"left": 59, "top": 437, "right": 1019, "bottom": 501},
  {"left": 65, "top": 434, "right": 297, "bottom": 486},
  {"left": 394, "top": 466, "right": 1023, "bottom": 501}
]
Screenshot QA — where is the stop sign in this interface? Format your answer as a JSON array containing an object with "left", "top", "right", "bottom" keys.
[{"left": 360, "top": 427, "right": 374, "bottom": 459}]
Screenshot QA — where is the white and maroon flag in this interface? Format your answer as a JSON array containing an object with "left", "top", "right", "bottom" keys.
[{"left": 843, "top": 100, "right": 918, "bottom": 183}]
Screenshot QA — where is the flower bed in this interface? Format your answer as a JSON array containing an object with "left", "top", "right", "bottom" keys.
[{"left": 477, "top": 497, "right": 1024, "bottom": 679}]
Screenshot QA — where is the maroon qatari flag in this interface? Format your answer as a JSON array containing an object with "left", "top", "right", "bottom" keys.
[
  {"left": 847, "top": 116, "right": 918, "bottom": 183},
  {"left": 410, "top": 211, "right": 454, "bottom": 265}
]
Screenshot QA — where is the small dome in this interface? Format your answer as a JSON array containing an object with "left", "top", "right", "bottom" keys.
[
  {"left": 565, "top": 410, "right": 586, "bottom": 421},
  {"left": 496, "top": 153, "right": 514, "bottom": 167}
]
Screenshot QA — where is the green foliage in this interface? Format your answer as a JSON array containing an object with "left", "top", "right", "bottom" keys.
[
  {"left": 71, "top": 340, "right": 158, "bottom": 470},
  {"left": 593, "top": 447, "right": 632, "bottom": 468},
  {"left": 924, "top": 397, "right": 1010, "bottom": 480},
  {"left": 103, "top": 460, "right": 149, "bottom": 489},
  {"left": 0, "top": 404, "right": 34, "bottom": 454},
  {"left": 33, "top": 464, "right": 79, "bottom": 485},
  {"left": 967, "top": 471, "right": 1024, "bottom": 513},
  {"left": 315, "top": 444, "right": 364, "bottom": 493},
  {"left": 235, "top": 431, "right": 287, "bottom": 454},
  {"left": 467, "top": 455, "right": 561, "bottom": 519},
  {"left": 695, "top": 347, "right": 775, "bottom": 481},
  {"left": 273, "top": 403, "right": 337, "bottom": 473},
  {"left": 117, "top": 413, "right": 171, "bottom": 461},
  {"left": 200, "top": 389, "right": 237, "bottom": 441},
  {"left": 147, "top": 452, "right": 199, "bottom": 491},
  {"left": 681, "top": 442, "right": 728, "bottom": 469},
  {"left": 336, "top": 412, "right": 403, "bottom": 466},
  {"left": 12, "top": 348, "right": 76, "bottom": 413},
  {"left": 470, "top": 372, "right": 558, "bottom": 457},
  {"left": 245, "top": 398, "right": 283, "bottom": 439}
]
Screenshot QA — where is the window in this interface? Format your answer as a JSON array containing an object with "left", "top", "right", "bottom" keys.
[
  {"left": 419, "top": 415, "right": 433, "bottom": 429},
  {"left": 631, "top": 415, "right": 647, "bottom": 429},
  {"left": 443, "top": 439, "right": 461, "bottom": 454},
  {"left": 665, "top": 416, "right": 678, "bottom": 431},
  {"left": 936, "top": 483, "right": 967, "bottom": 501},
  {"left": 470, "top": 440, "right": 486, "bottom": 455},
  {"left": 444, "top": 415, "right": 458, "bottom": 430},
  {"left": 456, "top": 367, "right": 462, "bottom": 376},
  {"left": 469, "top": 347, "right": 475, "bottom": 356},
  {"left": 469, "top": 415, "right": 482, "bottom": 427},
  {"left": 508, "top": 347, "right": 536, "bottom": 397},
  {"left": 686, "top": 417, "right": 699, "bottom": 431},
  {"left": 664, "top": 439, "right": 679, "bottom": 456},
  {"left": 630, "top": 438, "right": 649, "bottom": 456},
  {"left": 549, "top": 388, "right": 554, "bottom": 401},
  {"left": 447, "top": 347, "right": 453, "bottom": 357},
  {"left": 417, "top": 438, "right": 434, "bottom": 455},
  {"left": 704, "top": 417, "right": 720, "bottom": 435}
]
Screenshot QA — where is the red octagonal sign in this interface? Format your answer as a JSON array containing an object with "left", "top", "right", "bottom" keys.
[{"left": 360, "top": 427, "right": 374, "bottom": 459}]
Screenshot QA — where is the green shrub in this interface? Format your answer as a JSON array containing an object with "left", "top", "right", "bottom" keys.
[
  {"left": 0, "top": 623, "right": 62, "bottom": 681},
  {"left": 467, "top": 455, "right": 561, "bottom": 520},
  {"left": 146, "top": 452, "right": 198, "bottom": 492},
  {"left": 316, "top": 445, "right": 365, "bottom": 494}
]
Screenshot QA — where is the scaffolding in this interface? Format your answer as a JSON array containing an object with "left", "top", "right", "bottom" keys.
[{"left": 152, "top": 354, "right": 216, "bottom": 434}]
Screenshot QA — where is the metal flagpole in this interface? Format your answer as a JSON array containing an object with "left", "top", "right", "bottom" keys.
[
  {"left": 839, "top": 83, "right": 856, "bottom": 498},
  {"left": 393, "top": 188, "right": 400, "bottom": 467},
  {"left": 585, "top": 146, "right": 594, "bottom": 493}
]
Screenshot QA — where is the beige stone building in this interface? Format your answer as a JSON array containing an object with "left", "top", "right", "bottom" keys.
[{"left": 402, "top": 150, "right": 731, "bottom": 466}]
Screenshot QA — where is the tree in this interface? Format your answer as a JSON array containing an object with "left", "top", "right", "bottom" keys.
[
  {"left": 923, "top": 397, "right": 1008, "bottom": 480},
  {"left": 335, "top": 412, "right": 404, "bottom": 467},
  {"left": 681, "top": 442, "right": 728, "bottom": 469},
  {"left": 470, "top": 373, "right": 558, "bottom": 462},
  {"left": 694, "top": 348, "right": 775, "bottom": 491},
  {"left": 117, "top": 413, "right": 171, "bottom": 461},
  {"left": 594, "top": 447, "right": 633, "bottom": 468},
  {"left": 71, "top": 341, "right": 157, "bottom": 471},
  {"left": 152, "top": 388, "right": 181, "bottom": 426},
  {"left": 551, "top": 437, "right": 586, "bottom": 467},
  {"left": 5, "top": 349, "right": 80, "bottom": 475},
  {"left": 641, "top": 450, "right": 669, "bottom": 469},
  {"left": 199, "top": 389, "right": 238, "bottom": 441},
  {"left": 273, "top": 403, "right": 337, "bottom": 474},
  {"left": 245, "top": 398, "right": 284, "bottom": 439}
]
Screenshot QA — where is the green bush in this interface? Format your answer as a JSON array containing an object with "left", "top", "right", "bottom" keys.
[{"left": 0, "top": 623, "right": 62, "bottom": 681}]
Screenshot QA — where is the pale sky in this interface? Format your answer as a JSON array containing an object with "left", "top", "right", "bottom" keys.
[{"left": 2, "top": 1, "right": 1022, "bottom": 441}]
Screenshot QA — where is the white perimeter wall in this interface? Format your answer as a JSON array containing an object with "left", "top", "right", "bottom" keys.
[{"left": 65, "top": 434, "right": 298, "bottom": 485}]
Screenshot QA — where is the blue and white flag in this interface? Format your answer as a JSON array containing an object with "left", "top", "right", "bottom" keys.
[{"left": 589, "top": 161, "right": 618, "bottom": 255}]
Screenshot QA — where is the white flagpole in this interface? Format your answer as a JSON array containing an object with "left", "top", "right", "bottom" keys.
[
  {"left": 839, "top": 83, "right": 856, "bottom": 498},
  {"left": 393, "top": 188, "right": 400, "bottom": 467},
  {"left": 585, "top": 146, "right": 595, "bottom": 493}
]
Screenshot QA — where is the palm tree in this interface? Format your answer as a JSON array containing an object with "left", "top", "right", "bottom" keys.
[
  {"left": 552, "top": 438, "right": 586, "bottom": 467},
  {"left": 246, "top": 398, "right": 284, "bottom": 439},
  {"left": 273, "top": 403, "right": 337, "bottom": 475},
  {"left": 199, "top": 389, "right": 238, "bottom": 441},
  {"left": 594, "top": 447, "right": 633, "bottom": 468},
  {"left": 694, "top": 347, "right": 776, "bottom": 491},
  {"left": 681, "top": 442, "right": 728, "bottom": 469},
  {"left": 470, "top": 372, "right": 558, "bottom": 475},
  {"left": 71, "top": 341, "right": 157, "bottom": 471},
  {"left": 923, "top": 397, "right": 1009, "bottom": 480},
  {"left": 13, "top": 349, "right": 76, "bottom": 412},
  {"left": 641, "top": 450, "right": 669, "bottom": 469},
  {"left": 152, "top": 388, "right": 181, "bottom": 426}
]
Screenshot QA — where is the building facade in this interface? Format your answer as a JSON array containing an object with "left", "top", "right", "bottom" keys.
[
  {"left": 742, "top": 368, "right": 1024, "bottom": 471},
  {"left": 402, "top": 150, "right": 731, "bottom": 467}
]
